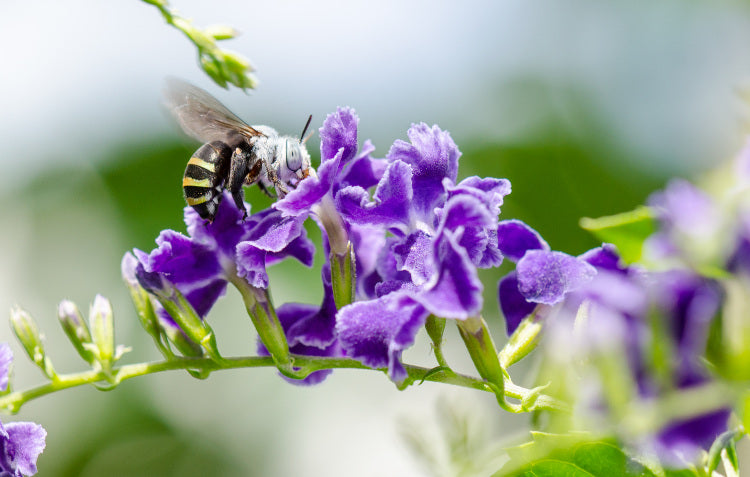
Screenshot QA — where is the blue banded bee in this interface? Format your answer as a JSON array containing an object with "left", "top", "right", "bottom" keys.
[{"left": 164, "top": 78, "right": 313, "bottom": 222}]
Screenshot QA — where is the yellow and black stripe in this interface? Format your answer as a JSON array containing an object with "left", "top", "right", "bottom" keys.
[{"left": 183, "top": 141, "right": 232, "bottom": 221}]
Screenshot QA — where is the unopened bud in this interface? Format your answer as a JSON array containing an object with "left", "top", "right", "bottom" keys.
[
  {"left": 122, "top": 253, "right": 161, "bottom": 340},
  {"left": 89, "top": 295, "right": 114, "bottom": 370},
  {"left": 203, "top": 24, "right": 239, "bottom": 41},
  {"left": 58, "top": 300, "right": 94, "bottom": 363},
  {"left": 10, "top": 306, "right": 55, "bottom": 379}
]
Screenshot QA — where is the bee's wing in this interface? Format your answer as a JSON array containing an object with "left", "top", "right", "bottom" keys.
[{"left": 164, "top": 78, "right": 263, "bottom": 144}]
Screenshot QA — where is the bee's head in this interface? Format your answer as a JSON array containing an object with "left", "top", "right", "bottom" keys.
[
  {"left": 282, "top": 114, "right": 314, "bottom": 181},
  {"left": 284, "top": 139, "right": 312, "bottom": 180}
]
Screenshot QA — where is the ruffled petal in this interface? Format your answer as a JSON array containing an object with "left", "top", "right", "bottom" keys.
[
  {"left": 516, "top": 250, "right": 597, "bottom": 305},
  {"left": 415, "top": 230, "right": 483, "bottom": 319},
  {"left": 336, "top": 293, "right": 429, "bottom": 382},
  {"left": 320, "top": 107, "right": 359, "bottom": 164},
  {"left": 386, "top": 123, "right": 460, "bottom": 221},
  {"left": 274, "top": 148, "right": 343, "bottom": 217},
  {"left": 2, "top": 421, "right": 46, "bottom": 477},
  {"left": 497, "top": 220, "right": 549, "bottom": 262},
  {"left": 336, "top": 160, "right": 413, "bottom": 229}
]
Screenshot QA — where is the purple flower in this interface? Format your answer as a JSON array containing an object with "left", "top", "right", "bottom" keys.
[
  {"left": 333, "top": 121, "right": 514, "bottom": 379},
  {"left": 533, "top": 244, "right": 727, "bottom": 466},
  {"left": 497, "top": 222, "right": 596, "bottom": 334},
  {"left": 131, "top": 191, "right": 314, "bottom": 326},
  {"left": 644, "top": 179, "right": 723, "bottom": 264},
  {"left": 0, "top": 344, "right": 46, "bottom": 477}
]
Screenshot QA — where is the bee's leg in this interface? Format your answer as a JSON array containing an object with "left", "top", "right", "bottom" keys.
[
  {"left": 257, "top": 182, "right": 276, "bottom": 198},
  {"left": 226, "top": 147, "right": 250, "bottom": 218},
  {"left": 245, "top": 160, "right": 275, "bottom": 198},
  {"left": 263, "top": 158, "right": 289, "bottom": 196}
]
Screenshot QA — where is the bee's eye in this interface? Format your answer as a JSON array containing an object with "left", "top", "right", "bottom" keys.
[{"left": 286, "top": 140, "right": 303, "bottom": 171}]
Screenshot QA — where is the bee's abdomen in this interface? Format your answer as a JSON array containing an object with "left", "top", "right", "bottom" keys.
[{"left": 183, "top": 141, "right": 232, "bottom": 221}]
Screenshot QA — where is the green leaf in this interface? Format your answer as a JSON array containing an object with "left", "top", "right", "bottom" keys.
[
  {"left": 579, "top": 206, "right": 656, "bottom": 263},
  {"left": 496, "top": 432, "right": 662, "bottom": 477}
]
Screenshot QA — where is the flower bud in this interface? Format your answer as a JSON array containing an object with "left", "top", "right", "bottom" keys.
[
  {"left": 134, "top": 263, "right": 173, "bottom": 300},
  {"left": 88, "top": 295, "right": 115, "bottom": 371},
  {"left": 499, "top": 314, "right": 543, "bottom": 369},
  {"left": 199, "top": 54, "right": 227, "bottom": 88},
  {"left": 57, "top": 300, "right": 94, "bottom": 364},
  {"left": 203, "top": 24, "right": 239, "bottom": 41},
  {"left": 9, "top": 306, "right": 55, "bottom": 379},
  {"left": 122, "top": 253, "right": 162, "bottom": 342}
]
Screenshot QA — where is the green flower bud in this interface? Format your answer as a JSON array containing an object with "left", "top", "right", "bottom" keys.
[
  {"left": 203, "top": 24, "right": 239, "bottom": 41},
  {"left": 89, "top": 295, "right": 115, "bottom": 371},
  {"left": 58, "top": 300, "right": 95, "bottom": 364},
  {"left": 9, "top": 306, "right": 55, "bottom": 379}
]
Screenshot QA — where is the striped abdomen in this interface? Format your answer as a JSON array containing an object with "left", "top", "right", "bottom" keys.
[{"left": 183, "top": 141, "right": 232, "bottom": 221}]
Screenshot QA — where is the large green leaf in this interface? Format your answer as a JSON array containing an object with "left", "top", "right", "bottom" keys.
[{"left": 495, "top": 432, "right": 692, "bottom": 477}]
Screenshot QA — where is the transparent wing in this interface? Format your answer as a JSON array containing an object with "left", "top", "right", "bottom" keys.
[{"left": 163, "top": 77, "right": 263, "bottom": 144}]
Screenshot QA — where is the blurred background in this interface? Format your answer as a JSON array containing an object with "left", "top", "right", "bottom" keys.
[{"left": 2, "top": 0, "right": 750, "bottom": 475}]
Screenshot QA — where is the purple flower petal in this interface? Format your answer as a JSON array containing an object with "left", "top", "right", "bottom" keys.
[
  {"left": 497, "top": 220, "right": 549, "bottom": 262},
  {"left": 438, "top": 195, "right": 494, "bottom": 233},
  {"left": 1, "top": 421, "right": 46, "bottom": 477},
  {"left": 438, "top": 195, "right": 500, "bottom": 268},
  {"left": 338, "top": 140, "right": 387, "bottom": 191},
  {"left": 183, "top": 280, "right": 228, "bottom": 318},
  {"left": 498, "top": 272, "right": 537, "bottom": 335},
  {"left": 336, "top": 160, "right": 414, "bottom": 229},
  {"left": 476, "top": 228, "right": 503, "bottom": 269},
  {"left": 446, "top": 176, "right": 512, "bottom": 216},
  {"left": 392, "top": 231, "right": 435, "bottom": 286},
  {"left": 655, "top": 408, "right": 731, "bottom": 468},
  {"left": 275, "top": 148, "right": 343, "bottom": 217},
  {"left": 0, "top": 344, "right": 11, "bottom": 392},
  {"left": 138, "top": 230, "right": 222, "bottom": 286},
  {"left": 348, "top": 224, "right": 387, "bottom": 297},
  {"left": 235, "top": 243, "right": 270, "bottom": 289},
  {"left": 336, "top": 293, "right": 429, "bottom": 382},
  {"left": 516, "top": 250, "right": 597, "bottom": 305},
  {"left": 244, "top": 211, "right": 307, "bottom": 253},
  {"left": 387, "top": 123, "right": 460, "bottom": 221},
  {"left": 648, "top": 179, "right": 721, "bottom": 238},
  {"left": 320, "top": 107, "right": 359, "bottom": 164},
  {"left": 186, "top": 191, "right": 251, "bottom": 256},
  {"left": 415, "top": 230, "right": 483, "bottom": 319},
  {"left": 650, "top": 270, "right": 721, "bottom": 385},
  {"left": 267, "top": 231, "right": 316, "bottom": 269},
  {"left": 579, "top": 244, "right": 628, "bottom": 274}
]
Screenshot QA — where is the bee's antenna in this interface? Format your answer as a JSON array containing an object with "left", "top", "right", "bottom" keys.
[{"left": 299, "top": 114, "right": 313, "bottom": 143}]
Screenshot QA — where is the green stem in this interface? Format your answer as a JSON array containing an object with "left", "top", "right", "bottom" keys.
[
  {"left": 0, "top": 355, "right": 568, "bottom": 414},
  {"left": 229, "top": 276, "right": 300, "bottom": 378}
]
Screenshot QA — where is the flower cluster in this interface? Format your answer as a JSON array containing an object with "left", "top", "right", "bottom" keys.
[{"left": 98, "top": 107, "right": 750, "bottom": 471}]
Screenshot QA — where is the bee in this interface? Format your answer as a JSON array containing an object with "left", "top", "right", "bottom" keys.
[{"left": 164, "top": 78, "right": 313, "bottom": 222}]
